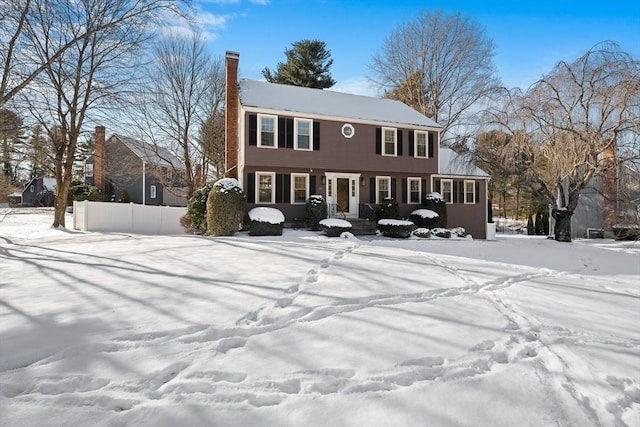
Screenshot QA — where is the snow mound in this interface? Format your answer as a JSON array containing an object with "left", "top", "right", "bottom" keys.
[
  {"left": 214, "top": 178, "right": 241, "bottom": 193},
  {"left": 248, "top": 207, "right": 285, "bottom": 224},
  {"left": 320, "top": 218, "right": 352, "bottom": 228},
  {"left": 425, "top": 192, "right": 443, "bottom": 201},
  {"left": 378, "top": 219, "right": 414, "bottom": 226},
  {"left": 410, "top": 209, "right": 439, "bottom": 219}
]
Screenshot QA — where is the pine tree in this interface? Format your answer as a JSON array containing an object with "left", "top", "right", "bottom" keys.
[{"left": 262, "top": 40, "right": 336, "bottom": 89}]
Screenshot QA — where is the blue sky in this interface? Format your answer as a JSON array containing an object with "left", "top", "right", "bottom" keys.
[{"left": 193, "top": 0, "right": 640, "bottom": 95}]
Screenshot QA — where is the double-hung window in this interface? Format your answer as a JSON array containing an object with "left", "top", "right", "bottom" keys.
[
  {"left": 464, "top": 180, "right": 475, "bottom": 204},
  {"left": 441, "top": 179, "right": 453, "bottom": 204},
  {"left": 408, "top": 177, "right": 421, "bottom": 204},
  {"left": 415, "top": 131, "right": 427, "bottom": 158},
  {"left": 382, "top": 127, "right": 397, "bottom": 156},
  {"left": 258, "top": 114, "right": 277, "bottom": 148},
  {"left": 376, "top": 176, "right": 391, "bottom": 203},
  {"left": 294, "top": 118, "right": 312, "bottom": 150},
  {"left": 256, "top": 172, "right": 275, "bottom": 203},
  {"left": 150, "top": 185, "right": 157, "bottom": 199},
  {"left": 291, "top": 173, "right": 309, "bottom": 204}
]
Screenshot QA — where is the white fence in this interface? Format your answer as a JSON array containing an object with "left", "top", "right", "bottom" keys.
[{"left": 73, "top": 201, "right": 187, "bottom": 235}]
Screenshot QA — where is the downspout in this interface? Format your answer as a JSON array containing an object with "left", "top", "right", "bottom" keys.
[{"left": 142, "top": 160, "right": 146, "bottom": 205}]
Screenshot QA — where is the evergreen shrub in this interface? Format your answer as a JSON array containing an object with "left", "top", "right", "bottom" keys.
[
  {"left": 408, "top": 209, "right": 439, "bottom": 229},
  {"left": 423, "top": 193, "right": 447, "bottom": 228},
  {"left": 305, "top": 195, "right": 328, "bottom": 230},
  {"left": 319, "top": 218, "right": 352, "bottom": 237},
  {"left": 206, "top": 178, "right": 246, "bottom": 236},
  {"left": 378, "top": 219, "right": 415, "bottom": 238},
  {"left": 248, "top": 207, "right": 285, "bottom": 236},
  {"left": 376, "top": 198, "right": 399, "bottom": 220},
  {"left": 187, "top": 182, "right": 214, "bottom": 233}
]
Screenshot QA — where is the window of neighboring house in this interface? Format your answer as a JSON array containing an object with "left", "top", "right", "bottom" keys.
[
  {"left": 382, "top": 127, "right": 397, "bottom": 156},
  {"left": 258, "top": 114, "right": 277, "bottom": 148},
  {"left": 85, "top": 163, "right": 94, "bottom": 177},
  {"left": 415, "top": 131, "right": 427, "bottom": 158},
  {"left": 464, "top": 180, "right": 475, "bottom": 204},
  {"left": 256, "top": 172, "right": 275, "bottom": 204},
  {"left": 441, "top": 179, "right": 453, "bottom": 204},
  {"left": 30, "top": 185, "right": 34, "bottom": 193},
  {"left": 408, "top": 177, "right": 421, "bottom": 204},
  {"left": 294, "top": 118, "right": 312, "bottom": 150},
  {"left": 150, "top": 185, "right": 157, "bottom": 199},
  {"left": 376, "top": 176, "right": 391, "bottom": 203},
  {"left": 291, "top": 173, "right": 309, "bottom": 204}
]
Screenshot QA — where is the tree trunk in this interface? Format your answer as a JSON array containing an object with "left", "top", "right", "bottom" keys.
[
  {"left": 553, "top": 209, "right": 573, "bottom": 242},
  {"left": 515, "top": 186, "right": 521, "bottom": 220}
]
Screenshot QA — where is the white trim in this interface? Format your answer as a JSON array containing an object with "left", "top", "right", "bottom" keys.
[
  {"left": 294, "top": 118, "right": 313, "bottom": 151},
  {"left": 414, "top": 130, "right": 428, "bottom": 158},
  {"left": 257, "top": 114, "right": 278, "bottom": 149},
  {"left": 256, "top": 171, "right": 276, "bottom": 204},
  {"left": 381, "top": 127, "right": 397, "bottom": 157},
  {"left": 325, "top": 172, "right": 361, "bottom": 218},
  {"left": 291, "top": 173, "right": 310, "bottom": 204},
  {"left": 341, "top": 123, "right": 355, "bottom": 138},
  {"left": 441, "top": 179, "right": 453, "bottom": 204},
  {"left": 375, "top": 175, "right": 392, "bottom": 204},
  {"left": 407, "top": 177, "right": 422, "bottom": 204},
  {"left": 464, "top": 180, "right": 475, "bottom": 204}
]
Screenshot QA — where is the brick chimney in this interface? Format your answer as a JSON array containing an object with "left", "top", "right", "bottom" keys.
[
  {"left": 225, "top": 51, "right": 240, "bottom": 179},
  {"left": 94, "top": 126, "right": 105, "bottom": 191}
]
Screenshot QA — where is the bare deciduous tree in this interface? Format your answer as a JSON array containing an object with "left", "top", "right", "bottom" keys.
[{"left": 369, "top": 10, "right": 501, "bottom": 143}]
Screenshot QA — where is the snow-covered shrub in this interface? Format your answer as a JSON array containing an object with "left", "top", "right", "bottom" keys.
[
  {"left": 206, "top": 178, "right": 246, "bottom": 236},
  {"left": 431, "top": 228, "right": 451, "bottom": 238},
  {"left": 320, "top": 218, "right": 352, "bottom": 237},
  {"left": 412, "top": 228, "right": 431, "bottom": 238},
  {"left": 423, "top": 192, "right": 447, "bottom": 228},
  {"left": 186, "top": 182, "right": 214, "bottom": 233},
  {"left": 409, "top": 208, "right": 439, "bottom": 229},
  {"left": 248, "top": 207, "right": 285, "bottom": 236},
  {"left": 378, "top": 219, "right": 415, "bottom": 238},
  {"left": 450, "top": 227, "right": 466, "bottom": 238},
  {"left": 613, "top": 224, "right": 640, "bottom": 240},
  {"left": 305, "top": 195, "right": 327, "bottom": 230},
  {"left": 376, "top": 197, "right": 399, "bottom": 220}
]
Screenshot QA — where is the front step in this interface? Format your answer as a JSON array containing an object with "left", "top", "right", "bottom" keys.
[{"left": 346, "top": 218, "right": 377, "bottom": 236}]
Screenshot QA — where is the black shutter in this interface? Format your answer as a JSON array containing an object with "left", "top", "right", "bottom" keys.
[
  {"left": 247, "top": 173, "right": 255, "bottom": 203},
  {"left": 313, "top": 122, "right": 320, "bottom": 150},
  {"left": 286, "top": 118, "right": 294, "bottom": 148},
  {"left": 459, "top": 181, "right": 465, "bottom": 203},
  {"left": 452, "top": 180, "right": 458, "bottom": 204},
  {"left": 428, "top": 132, "right": 434, "bottom": 158},
  {"left": 408, "top": 131, "right": 415, "bottom": 157},
  {"left": 421, "top": 178, "right": 427, "bottom": 199},
  {"left": 283, "top": 174, "right": 291, "bottom": 203},
  {"left": 435, "top": 179, "right": 441, "bottom": 194},
  {"left": 278, "top": 117, "right": 286, "bottom": 148},
  {"left": 275, "top": 174, "right": 283, "bottom": 203},
  {"left": 401, "top": 178, "right": 407, "bottom": 203},
  {"left": 370, "top": 177, "right": 376, "bottom": 203},
  {"left": 309, "top": 175, "right": 316, "bottom": 196},
  {"left": 375, "top": 128, "right": 382, "bottom": 155},
  {"left": 397, "top": 130, "right": 403, "bottom": 156},
  {"left": 249, "top": 114, "right": 257, "bottom": 146},
  {"left": 475, "top": 181, "right": 480, "bottom": 204},
  {"left": 391, "top": 178, "right": 397, "bottom": 200}
]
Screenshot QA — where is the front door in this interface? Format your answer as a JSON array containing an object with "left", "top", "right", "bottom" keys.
[{"left": 325, "top": 173, "right": 360, "bottom": 218}]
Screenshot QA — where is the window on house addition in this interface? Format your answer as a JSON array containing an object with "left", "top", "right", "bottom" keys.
[
  {"left": 464, "top": 180, "right": 475, "bottom": 204},
  {"left": 441, "top": 179, "right": 453, "bottom": 204},
  {"left": 256, "top": 172, "right": 275, "bottom": 203},
  {"left": 382, "top": 127, "right": 397, "bottom": 156},
  {"left": 376, "top": 176, "right": 391, "bottom": 203},
  {"left": 291, "top": 173, "right": 309, "bottom": 204},
  {"left": 415, "top": 131, "right": 427, "bottom": 158},
  {"left": 258, "top": 114, "right": 277, "bottom": 148},
  {"left": 294, "top": 118, "right": 312, "bottom": 150},
  {"left": 408, "top": 177, "right": 421, "bottom": 204},
  {"left": 85, "top": 163, "right": 94, "bottom": 177},
  {"left": 150, "top": 185, "right": 157, "bottom": 199}
]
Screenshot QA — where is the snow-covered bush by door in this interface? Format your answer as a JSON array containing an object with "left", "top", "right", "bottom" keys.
[
  {"left": 378, "top": 219, "right": 415, "bottom": 238},
  {"left": 305, "top": 195, "right": 327, "bottom": 230},
  {"left": 431, "top": 228, "right": 452, "bottom": 239},
  {"left": 206, "top": 178, "right": 246, "bottom": 236},
  {"left": 376, "top": 197, "right": 399, "bottom": 220},
  {"left": 450, "top": 227, "right": 466, "bottom": 238},
  {"left": 408, "top": 208, "right": 439, "bottom": 229},
  {"left": 248, "top": 207, "right": 285, "bottom": 236},
  {"left": 184, "top": 182, "right": 214, "bottom": 233},
  {"left": 423, "top": 192, "right": 447, "bottom": 228},
  {"left": 412, "top": 228, "right": 431, "bottom": 238},
  {"left": 319, "top": 218, "right": 352, "bottom": 237}
]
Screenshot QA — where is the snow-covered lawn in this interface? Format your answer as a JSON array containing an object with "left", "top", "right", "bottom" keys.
[{"left": 1, "top": 208, "right": 639, "bottom": 426}]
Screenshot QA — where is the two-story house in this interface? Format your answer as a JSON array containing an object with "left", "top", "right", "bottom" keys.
[
  {"left": 224, "top": 51, "right": 490, "bottom": 238},
  {"left": 86, "top": 126, "right": 188, "bottom": 206}
]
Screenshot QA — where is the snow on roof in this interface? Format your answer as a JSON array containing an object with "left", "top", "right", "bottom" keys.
[
  {"left": 112, "top": 135, "right": 181, "bottom": 168},
  {"left": 439, "top": 147, "right": 490, "bottom": 178},
  {"left": 239, "top": 79, "right": 441, "bottom": 129},
  {"left": 42, "top": 178, "right": 56, "bottom": 191}
]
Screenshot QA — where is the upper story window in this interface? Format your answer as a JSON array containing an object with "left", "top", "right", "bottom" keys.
[
  {"left": 258, "top": 114, "right": 277, "bottom": 148},
  {"left": 376, "top": 176, "right": 391, "bottom": 204},
  {"left": 291, "top": 173, "right": 309, "bottom": 204},
  {"left": 408, "top": 177, "right": 421, "bottom": 204},
  {"left": 441, "top": 179, "right": 453, "bottom": 204},
  {"left": 342, "top": 123, "right": 355, "bottom": 138},
  {"left": 294, "top": 118, "right": 312, "bottom": 151},
  {"left": 382, "top": 127, "right": 397, "bottom": 156},
  {"left": 256, "top": 172, "right": 276, "bottom": 204},
  {"left": 464, "top": 180, "right": 476, "bottom": 204},
  {"left": 150, "top": 185, "right": 157, "bottom": 199},
  {"left": 415, "top": 131, "right": 428, "bottom": 158}
]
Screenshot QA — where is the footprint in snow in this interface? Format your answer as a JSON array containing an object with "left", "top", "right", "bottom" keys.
[
  {"left": 469, "top": 340, "right": 495, "bottom": 352},
  {"left": 217, "top": 337, "right": 247, "bottom": 354}
]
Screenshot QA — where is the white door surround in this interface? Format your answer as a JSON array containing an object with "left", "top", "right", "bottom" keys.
[{"left": 325, "top": 172, "right": 360, "bottom": 218}]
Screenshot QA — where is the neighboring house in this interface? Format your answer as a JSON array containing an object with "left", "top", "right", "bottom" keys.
[
  {"left": 18, "top": 175, "right": 56, "bottom": 207},
  {"left": 85, "top": 127, "right": 188, "bottom": 206},
  {"left": 225, "top": 51, "right": 491, "bottom": 238}
]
